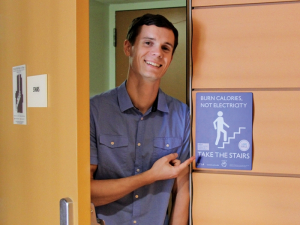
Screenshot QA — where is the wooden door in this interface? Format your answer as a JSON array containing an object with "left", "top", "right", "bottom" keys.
[{"left": 0, "top": 0, "right": 90, "bottom": 224}]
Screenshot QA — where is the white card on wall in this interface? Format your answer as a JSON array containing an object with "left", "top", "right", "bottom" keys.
[
  {"left": 27, "top": 74, "right": 47, "bottom": 107},
  {"left": 13, "top": 65, "right": 27, "bottom": 125}
]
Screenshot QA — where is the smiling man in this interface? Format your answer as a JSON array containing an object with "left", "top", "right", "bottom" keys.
[{"left": 90, "top": 14, "right": 195, "bottom": 225}]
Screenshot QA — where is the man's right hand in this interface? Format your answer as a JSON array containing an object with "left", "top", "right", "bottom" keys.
[
  {"left": 91, "top": 153, "right": 195, "bottom": 206},
  {"left": 149, "top": 153, "right": 195, "bottom": 182}
]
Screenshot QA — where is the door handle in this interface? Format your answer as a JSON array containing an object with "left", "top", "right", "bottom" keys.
[
  {"left": 60, "top": 198, "right": 73, "bottom": 225},
  {"left": 60, "top": 198, "right": 105, "bottom": 225}
]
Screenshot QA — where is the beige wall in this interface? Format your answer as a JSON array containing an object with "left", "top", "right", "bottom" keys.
[
  {"left": 191, "top": 0, "right": 300, "bottom": 224},
  {"left": 0, "top": 0, "right": 90, "bottom": 224}
]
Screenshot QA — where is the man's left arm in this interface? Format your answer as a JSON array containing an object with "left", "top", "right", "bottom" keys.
[
  {"left": 169, "top": 105, "right": 191, "bottom": 225},
  {"left": 169, "top": 165, "right": 190, "bottom": 225}
]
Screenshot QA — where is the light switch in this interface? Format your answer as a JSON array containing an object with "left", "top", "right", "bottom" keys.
[{"left": 27, "top": 74, "right": 47, "bottom": 107}]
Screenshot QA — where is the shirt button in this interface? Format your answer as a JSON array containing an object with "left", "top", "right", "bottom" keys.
[
  {"left": 137, "top": 143, "right": 141, "bottom": 147},
  {"left": 111, "top": 142, "right": 114, "bottom": 145},
  {"left": 135, "top": 195, "right": 139, "bottom": 198},
  {"left": 141, "top": 117, "right": 144, "bottom": 120},
  {"left": 136, "top": 169, "right": 140, "bottom": 172},
  {"left": 133, "top": 221, "right": 137, "bottom": 224},
  {"left": 166, "top": 144, "right": 170, "bottom": 147}
]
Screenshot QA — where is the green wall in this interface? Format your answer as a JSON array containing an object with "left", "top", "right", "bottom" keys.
[{"left": 89, "top": 1, "right": 109, "bottom": 97}]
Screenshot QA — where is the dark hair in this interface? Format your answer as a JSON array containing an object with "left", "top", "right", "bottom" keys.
[{"left": 126, "top": 13, "right": 178, "bottom": 54}]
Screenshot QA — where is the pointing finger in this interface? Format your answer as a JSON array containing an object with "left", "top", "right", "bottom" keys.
[{"left": 179, "top": 156, "right": 196, "bottom": 169}]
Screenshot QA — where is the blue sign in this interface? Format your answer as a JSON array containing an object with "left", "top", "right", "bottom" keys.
[{"left": 195, "top": 92, "right": 253, "bottom": 170}]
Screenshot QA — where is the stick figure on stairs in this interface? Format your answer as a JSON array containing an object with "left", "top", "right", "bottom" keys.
[{"left": 213, "top": 111, "right": 229, "bottom": 145}]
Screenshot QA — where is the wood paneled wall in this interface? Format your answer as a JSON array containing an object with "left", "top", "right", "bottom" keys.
[{"left": 191, "top": 1, "right": 300, "bottom": 224}]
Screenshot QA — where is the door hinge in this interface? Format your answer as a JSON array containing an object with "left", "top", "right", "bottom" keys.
[{"left": 113, "top": 28, "right": 117, "bottom": 47}]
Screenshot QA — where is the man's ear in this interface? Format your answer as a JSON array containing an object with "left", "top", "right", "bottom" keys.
[{"left": 124, "top": 40, "right": 132, "bottom": 57}]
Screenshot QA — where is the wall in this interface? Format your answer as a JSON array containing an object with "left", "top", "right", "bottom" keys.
[
  {"left": 90, "top": 1, "right": 110, "bottom": 97},
  {"left": 190, "top": 0, "right": 300, "bottom": 224},
  {"left": 0, "top": 0, "right": 90, "bottom": 224}
]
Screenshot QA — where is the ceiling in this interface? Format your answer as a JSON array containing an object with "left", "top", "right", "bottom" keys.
[{"left": 95, "top": 0, "right": 170, "bottom": 4}]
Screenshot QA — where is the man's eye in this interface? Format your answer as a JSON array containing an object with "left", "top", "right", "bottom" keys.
[
  {"left": 162, "top": 46, "right": 171, "bottom": 52},
  {"left": 145, "top": 41, "right": 151, "bottom": 45}
]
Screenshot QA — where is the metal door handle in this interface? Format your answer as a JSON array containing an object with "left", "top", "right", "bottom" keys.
[
  {"left": 60, "top": 198, "right": 73, "bottom": 225},
  {"left": 60, "top": 199, "right": 105, "bottom": 225}
]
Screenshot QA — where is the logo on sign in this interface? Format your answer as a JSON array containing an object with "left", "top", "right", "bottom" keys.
[{"left": 238, "top": 140, "right": 250, "bottom": 151}]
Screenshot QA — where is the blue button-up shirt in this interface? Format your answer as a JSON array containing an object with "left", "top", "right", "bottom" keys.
[{"left": 90, "top": 82, "right": 190, "bottom": 225}]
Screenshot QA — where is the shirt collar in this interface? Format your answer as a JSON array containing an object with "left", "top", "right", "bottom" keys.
[
  {"left": 156, "top": 88, "right": 169, "bottom": 113},
  {"left": 118, "top": 81, "right": 133, "bottom": 112},
  {"left": 117, "top": 81, "right": 169, "bottom": 113}
]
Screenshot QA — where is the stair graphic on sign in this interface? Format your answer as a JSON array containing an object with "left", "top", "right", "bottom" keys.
[{"left": 218, "top": 127, "right": 246, "bottom": 149}]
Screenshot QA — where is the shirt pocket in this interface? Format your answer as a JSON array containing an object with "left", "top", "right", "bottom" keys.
[
  {"left": 151, "top": 137, "right": 182, "bottom": 165},
  {"left": 98, "top": 134, "right": 129, "bottom": 177}
]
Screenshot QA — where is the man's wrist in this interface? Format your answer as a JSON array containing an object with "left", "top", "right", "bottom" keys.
[{"left": 142, "top": 169, "right": 156, "bottom": 185}]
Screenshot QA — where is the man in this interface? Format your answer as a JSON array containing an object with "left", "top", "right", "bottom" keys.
[{"left": 90, "top": 14, "right": 195, "bottom": 225}]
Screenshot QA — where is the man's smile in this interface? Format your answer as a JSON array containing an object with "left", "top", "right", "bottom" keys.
[{"left": 145, "top": 60, "right": 162, "bottom": 68}]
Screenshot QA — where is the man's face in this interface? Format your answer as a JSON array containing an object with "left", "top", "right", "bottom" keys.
[{"left": 124, "top": 25, "right": 175, "bottom": 82}]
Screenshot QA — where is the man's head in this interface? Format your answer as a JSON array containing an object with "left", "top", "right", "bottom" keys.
[{"left": 126, "top": 14, "right": 178, "bottom": 54}]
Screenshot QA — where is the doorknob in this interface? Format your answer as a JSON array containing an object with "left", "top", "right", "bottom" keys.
[{"left": 60, "top": 198, "right": 73, "bottom": 225}]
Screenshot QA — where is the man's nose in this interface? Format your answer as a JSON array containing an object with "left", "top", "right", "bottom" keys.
[{"left": 152, "top": 46, "right": 163, "bottom": 58}]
